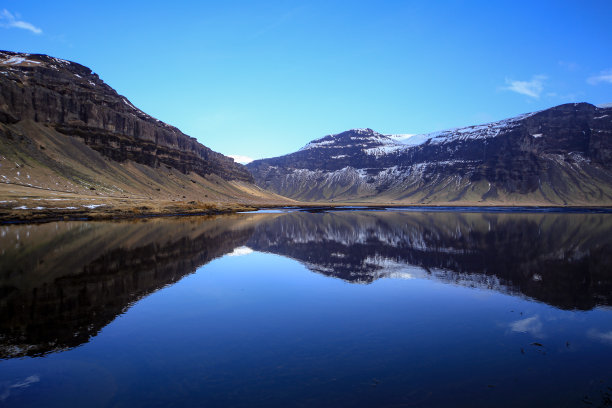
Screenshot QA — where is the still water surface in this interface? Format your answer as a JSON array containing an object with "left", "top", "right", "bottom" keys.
[{"left": 0, "top": 210, "right": 611, "bottom": 407}]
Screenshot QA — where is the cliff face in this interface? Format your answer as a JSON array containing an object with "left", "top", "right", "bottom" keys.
[
  {"left": 247, "top": 103, "right": 612, "bottom": 204},
  {"left": 0, "top": 50, "right": 252, "bottom": 182}
]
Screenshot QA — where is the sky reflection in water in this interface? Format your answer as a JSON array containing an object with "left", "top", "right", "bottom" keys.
[{"left": 0, "top": 211, "right": 611, "bottom": 407}]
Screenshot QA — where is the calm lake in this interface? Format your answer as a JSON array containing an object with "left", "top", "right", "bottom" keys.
[{"left": 1, "top": 210, "right": 611, "bottom": 407}]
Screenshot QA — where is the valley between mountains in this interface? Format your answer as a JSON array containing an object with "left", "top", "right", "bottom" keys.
[{"left": 1, "top": 50, "right": 611, "bottom": 222}]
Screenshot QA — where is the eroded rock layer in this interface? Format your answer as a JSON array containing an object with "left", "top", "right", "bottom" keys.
[{"left": 0, "top": 50, "right": 252, "bottom": 182}]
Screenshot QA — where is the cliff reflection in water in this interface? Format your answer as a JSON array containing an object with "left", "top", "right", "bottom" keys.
[
  {"left": 247, "top": 211, "right": 612, "bottom": 310},
  {"left": 1, "top": 211, "right": 611, "bottom": 359},
  {"left": 0, "top": 215, "right": 258, "bottom": 359}
]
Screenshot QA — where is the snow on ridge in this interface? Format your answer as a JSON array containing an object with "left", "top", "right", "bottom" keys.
[
  {"left": 363, "top": 144, "right": 405, "bottom": 157},
  {"left": 298, "top": 110, "right": 540, "bottom": 155},
  {"left": 423, "top": 111, "right": 537, "bottom": 145},
  {"left": 345, "top": 128, "right": 379, "bottom": 135},
  {"left": 378, "top": 111, "right": 540, "bottom": 152},
  {"left": 299, "top": 128, "right": 400, "bottom": 152},
  {"left": 0, "top": 53, "right": 70, "bottom": 68},
  {"left": 387, "top": 133, "right": 431, "bottom": 147},
  {"left": 50, "top": 57, "right": 70, "bottom": 65},
  {"left": 299, "top": 138, "right": 335, "bottom": 151},
  {"left": 0, "top": 56, "right": 41, "bottom": 66},
  {"left": 328, "top": 128, "right": 383, "bottom": 139},
  {"left": 388, "top": 134, "right": 415, "bottom": 141}
]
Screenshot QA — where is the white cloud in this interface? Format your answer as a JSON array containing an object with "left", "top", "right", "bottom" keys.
[
  {"left": 0, "top": 9, "right": 42, "bottom": 34},
  {"left": 587, "top": 329, "right": 612, "bottom": 345},
  {"left": 587, "top": 69, "right": 612, "bottom": 85},
  {"left": 509, "top": 315, "right": 545, "bottom": 338},
  {"left": 228, "top": 155, "right": 254, "bottom": 164},
  {"left": 0, "top": 375, "right": 40, "bottom": 401},
  {"left": 503, "top": 75, "right": 547, "bottom": 98}
]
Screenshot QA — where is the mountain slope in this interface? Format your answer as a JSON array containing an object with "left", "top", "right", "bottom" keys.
[
  {"left": 0, "top": 50, "right": 287, "bottom": 209},
  {"left": 247, "top": 103, "right": 612, "bottom": 205}
]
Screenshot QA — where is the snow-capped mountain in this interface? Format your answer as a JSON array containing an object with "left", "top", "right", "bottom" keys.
[{"left": 247, "top": 103, "right": 612, "bottom": 205}]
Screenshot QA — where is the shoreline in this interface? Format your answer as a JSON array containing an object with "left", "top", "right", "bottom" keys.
[
  {"left": 0, "top": 204, "right": 258, "bottom": 224},
  {"left": 3, "top": 180, "right": 612, "bottom": 224},
  {"left": 3, "top": 202, "right": 612, "bottom": 224}
]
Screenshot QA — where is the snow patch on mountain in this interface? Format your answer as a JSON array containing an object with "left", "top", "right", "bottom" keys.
[
  {"left": 423, "top": 112, "right": 537, "bottom": 145},
  {"left": 388, "top": 134, "right": 430, "bottom": 146},
  {"left": 299, "top": 138, "right": 335, "bottom": 150},
  {"left": 363, "top": 144, "right": 405, "bottom": 157},
  {"left": 299, "top": 111, "right": 543, "bottom": 159},
  {"left": 299, "top": 128, "right": 394, "bottom": 151},
  {"left": 0, "top": 56, "right": 41, "bottom": 66}
]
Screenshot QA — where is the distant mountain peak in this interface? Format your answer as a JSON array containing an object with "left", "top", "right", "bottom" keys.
[
  {"left": 247, "top": 102, "right": 612, "bottom": 205},
  {"left": 299, "top": 128, "right": 397, "bottom": 152},
  {"left": 342, "top": 128, "right": 378, "bottom": 135}
]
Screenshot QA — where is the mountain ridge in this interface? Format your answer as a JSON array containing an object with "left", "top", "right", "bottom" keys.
[
  {"left": 0, "top": 50, "right": 291, "bottom": 217},
  {"left": 247, "top": 103, "right": 612, "bottom": 205},
  {"left": 0, "top": 50, "right": 251, "bottom": 182}
]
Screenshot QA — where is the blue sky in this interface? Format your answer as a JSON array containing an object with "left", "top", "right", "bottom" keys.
[{"left": 2, "top": 1, "right": 612, "bottom": 162}]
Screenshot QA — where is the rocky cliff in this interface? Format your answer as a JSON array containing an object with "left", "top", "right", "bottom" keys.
[
  {"left": 247, "top": 103, "right": 612, "bottom": 205},
  {"left": 0, "top": 50, "right": 251, "bottom": 182}
]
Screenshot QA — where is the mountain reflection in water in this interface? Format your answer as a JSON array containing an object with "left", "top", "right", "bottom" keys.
[{"left": 1, "top": 211, "right": 611, "bottom": 360}]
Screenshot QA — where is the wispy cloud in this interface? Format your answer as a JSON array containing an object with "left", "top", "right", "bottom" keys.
[
  {"left": 0, "top": 9, "right": 42, "bottom": 34},
  {"left": 558, "top": 61, "right": 579, "bottom": 71},
  {"left": 587, "top": 329, "right": 612, "bottom": 345},
  {"left": 0, "top": 375, "right": 40, "bottom": 401},
  {"left": 509, "top": 315, "right": 545, "bottom": 338},
  {"left": 587, "top": 69, "right": 612, "bottom": 85},
  {"left": 503, "top": 75, "right": 547, "bottom": 98},
  {"left": 229, "top": 155, "right": 254, "bottom": 164}
]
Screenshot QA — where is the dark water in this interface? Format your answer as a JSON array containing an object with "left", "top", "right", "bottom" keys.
[{"left": 0, "top": 211, "right": 611, "bottom": 407}]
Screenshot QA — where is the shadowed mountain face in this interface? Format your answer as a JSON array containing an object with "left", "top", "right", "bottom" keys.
[
  {"left": 0, "top": 51, "right": 251, "bottom": 182},
  {"left": 1, "top": 211, "right": 611, "bottom": 358},
  {"left": 247, "top": 104, "right": 612, "bottom": 204},
  {"left": 0, "top": 51, "right": 261, "bottom": 202}
]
